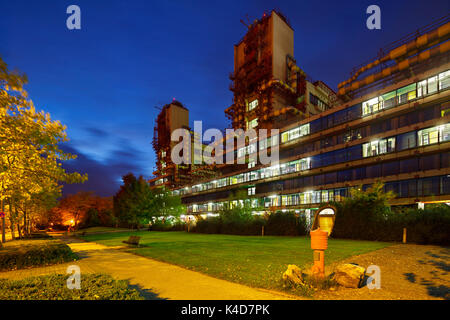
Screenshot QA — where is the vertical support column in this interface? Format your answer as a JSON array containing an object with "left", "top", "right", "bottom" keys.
[
  {"left": 1, "top": 197, "right": 5, "bottom": 243},
  {"left": 403, "top": 228, "right": 407, "bottom": 244},
  {"left": 312, "top": 250, "right": 325, "bottom": 279}
]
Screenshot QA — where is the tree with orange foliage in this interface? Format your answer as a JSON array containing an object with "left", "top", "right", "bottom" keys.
[{"left": 50, "top": 192, "right": 113, "bottom": 230}]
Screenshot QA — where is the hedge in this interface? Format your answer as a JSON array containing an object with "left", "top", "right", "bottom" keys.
[
  {"left": 332, "top": 203, "right": 450, "bottom": 245},
  {"left": 149, "top": 220, "right": 186, "bottom": 231},
  {"left": 192, "top": 211, "right": 307, "bottom": 236},
  {"left": 0, "top": 239, "right": 78, "bottom": 271},
  {"left": 0, "top": 273, "right": 144, "bottom": 300},
  {"left": 265, "top": 212, "right": 307, "bottom": 236}
]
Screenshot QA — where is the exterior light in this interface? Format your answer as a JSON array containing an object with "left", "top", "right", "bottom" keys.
[
  {"left": 310, "top": 205, "right": 337, "bottom": 279},
  {"left": 207, "top": 213, "right": 219, "bottom": 217}
]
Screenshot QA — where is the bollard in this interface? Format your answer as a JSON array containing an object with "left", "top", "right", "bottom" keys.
[
  {"left": 403, "top": 228, "right": 407, "bottom": 244},
  {"left": 310, "top": 228, "right": 328, "bottom": 279}
]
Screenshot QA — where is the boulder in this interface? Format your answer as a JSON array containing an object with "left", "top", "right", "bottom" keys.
[
  {"left": 333, "top": 263, "right": 366, "bottom": 288},
  {"left": 282, "top": 264, "right": 305, "bottom": 286}
]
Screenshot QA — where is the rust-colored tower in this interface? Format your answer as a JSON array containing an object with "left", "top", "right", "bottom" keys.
[
  {"left": 152, "top": 100, "right": 190, "bottom": 187},
  {"left": 226, "top": 10, "right": 308, "bottom": 130}
]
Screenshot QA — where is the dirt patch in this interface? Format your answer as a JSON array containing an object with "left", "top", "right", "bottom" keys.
[{"left": 315, "top": 244, "right": 450, "bottom": 300}]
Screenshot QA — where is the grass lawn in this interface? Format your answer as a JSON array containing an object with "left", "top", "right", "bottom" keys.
[
  {"left": 81, "top": 231, "right": 391, "bottom": 292},
  {"left": 72, "top": 226, "right": 133, "bottom": 235}
]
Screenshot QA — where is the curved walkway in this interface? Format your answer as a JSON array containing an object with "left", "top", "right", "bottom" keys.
[{"left": 0, "top": 237, "right": 302, "bottom": 300}]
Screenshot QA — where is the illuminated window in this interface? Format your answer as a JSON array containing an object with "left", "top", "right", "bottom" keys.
[
  {"left": 428, "top": 76, "right": 438, "bottom": 94},
  {"left": 247, "top": 118, "right": 258, "bottom": 129},
  {"left": 300, "top": 124, "right": 310, "bottom": 136},
  {"left": 247, "top": 99, "right": 258, "bottom": 111},
  {"left": 270, "top": 196, "right": 280, "bottom": 207},
  {"left": 418, "top": 126, "right": 439, "bottom": 146},
  {"left": 439, "top": 124, "right": 450, "bottom": 143},
  {"left": 397, "top": 83, "right": 416, "bottom": 104},
  {"left": 362, "top": 97, "right": 379, "bottom": 116},
  {"left": 248, "top": 143, "right": 256, "bottom": 154},
  {"left": 362, "top": 137, "right": 396, "bottom": 157},
  {"left": 439, "top": 71, "right": 450, "bottom": 91},
  {"left": 380, "top": 90, "right": 396, "bottom": 109},
  {"left": 272, "top": 135, "right": 279, "bottom": 146},
  {"left": 259, "top": 135, "right": 277, "bottom": 150},
  {"left": 299, "top": 157, "right": 311, "bottom": 170},
  {"left": 281, "top": 124, "right": 310, "bottom": 143},
  {"left": 237, "top": 147, "right": 246, "bottom": 158},
  {"left": 417, "top": 80, "right": 427, "bottom": 97},
  {"left": 248, "top": 187, "right": 256, "bottom": 196}
]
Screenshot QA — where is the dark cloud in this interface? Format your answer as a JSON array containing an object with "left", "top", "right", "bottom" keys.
[
  {"left": 60, "top": 142, "right": 147, "bottom": 197},
  {"left": 85, "top": 126, "right": 109, "bottom": 138}
]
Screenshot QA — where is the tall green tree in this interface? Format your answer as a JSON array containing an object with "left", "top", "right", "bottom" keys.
[
  {"left": 0, "top": 56, "right": 87, "bottom": 242},
  {"left": 113, "top": 174, "right": 185, "bottom": 228},
  {"left": 153, "top": 187, "right": 185, "bottom": 221}
]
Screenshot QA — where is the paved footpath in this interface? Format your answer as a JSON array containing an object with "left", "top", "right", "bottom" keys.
[{"left": 0, "top": 237, "right": 302, "bottom": 300}]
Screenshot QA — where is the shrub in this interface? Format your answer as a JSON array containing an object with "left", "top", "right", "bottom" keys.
[
  {"left": 0, "top": 239, "right": 78, "bottom": 271},
  {"left": 192, "top": 209, "right": 307, "bottom": 236},
  {"left": 192, "top": 207, "right": 266, "bottom": 236},
  {"left": 149, "top": 219, "right": 185, "bottom": 231},
  {"left": 399, "top": 205, "right": 450, "bottom": 245},
  {"left": 331, "top": 182, "right": 450, "bottom": 245},
  {"left": 220, "top": 207, "right": 265, "bottom": 235},
  {"left": 332, "top": 182, "right": 394, "bottom": 241},
  {"left": 194, "top": 216, "right": 222, "bottom": 234},
  {"left": 0, "top": 273, "right": 144, "bottom": 300},
  {"left": 265, "top": 212, "right": 307, "bottom": 236}
]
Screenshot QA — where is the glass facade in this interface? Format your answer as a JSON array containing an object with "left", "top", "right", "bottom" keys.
[
  {"left": 186, "top": 175, "right": 450, "bottom": 213},
  {"left": 173, "top": 69, "right": 450, "bottom": 211}
]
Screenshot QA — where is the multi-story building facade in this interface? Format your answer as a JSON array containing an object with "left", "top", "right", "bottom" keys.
[
  {"left": 153, "top": 11, "right": 450, "bottom": 222},
  {"left": 150, "top": 100, "right": 215, "bottom": 188},
  {"left": 226, "top": 11, "right": 339, "bottom": 131}
]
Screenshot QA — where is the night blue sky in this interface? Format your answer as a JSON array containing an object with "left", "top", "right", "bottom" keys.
[{"left": 1, "top": 0, "right": 448, "bottom": 197}]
